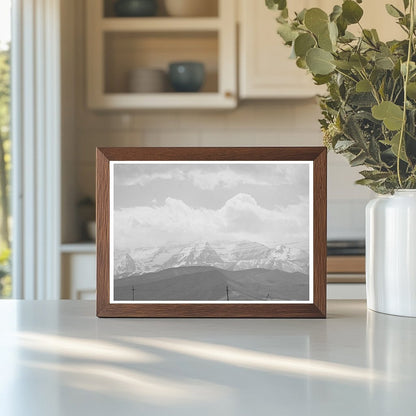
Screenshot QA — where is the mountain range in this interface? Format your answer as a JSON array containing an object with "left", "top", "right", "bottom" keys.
[{"left": 114, "top": 240, "right": 309, "bottom": 278}]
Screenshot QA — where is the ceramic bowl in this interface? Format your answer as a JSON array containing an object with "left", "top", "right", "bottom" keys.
[
  {"left": 168, "top": 62, "right": 205, "bottom": 92},
  {"left": 128, "top": 68, "right": 167, "bottom": 93},
  {"left": 114, "top": 0, "right": 158, "bottom": 17}
]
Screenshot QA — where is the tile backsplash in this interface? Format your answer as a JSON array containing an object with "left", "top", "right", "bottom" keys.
[{"left": 73, "top": 100, "right": 374, "bottom": 241}]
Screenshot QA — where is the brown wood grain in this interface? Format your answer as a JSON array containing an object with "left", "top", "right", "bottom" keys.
[
  {"left": 96, "top": 147, "right": 327, "bottom": 318},
  {"left": 327, "top": 256, "right": 365, "bottom": 274}
]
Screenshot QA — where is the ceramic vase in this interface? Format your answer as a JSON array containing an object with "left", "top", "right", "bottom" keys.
[{"left": 366, "top": 190, "right": 416, "bottom": 317}]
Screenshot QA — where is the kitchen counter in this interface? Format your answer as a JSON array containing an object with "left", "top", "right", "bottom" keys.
[{"left": 0, "top": 300, "right": 415, "bottom": 415}]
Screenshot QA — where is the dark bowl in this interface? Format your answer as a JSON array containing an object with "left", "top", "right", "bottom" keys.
[
  {"left": 114, "top": 0, "right": 158, "bottom": 17},
  {"left": 168, "top": 62, "right": 205, "bottom": 93}
]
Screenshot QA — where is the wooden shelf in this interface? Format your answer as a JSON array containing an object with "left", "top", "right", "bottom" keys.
[
  {"left": 89, "top": 92, "right": 235, "bottom": 110},
  {"left": 101, "top": 17, "right": 221, "bottom": 32},
  {"left": 61, "top": 243, "right": 96, "bottom": 254}
]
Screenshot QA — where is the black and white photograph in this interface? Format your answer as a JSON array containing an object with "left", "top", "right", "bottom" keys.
[{"left": 110, "top": 161, "right": 313, "bottom": 303}]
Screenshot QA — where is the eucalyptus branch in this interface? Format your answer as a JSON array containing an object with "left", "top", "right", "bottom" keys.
[
  {"left": 359, "top": 69, "right": 381, "bottom": 104},
  {"left": 267, "top": 0, "right": 416, "bottom": 192},
  {"left": 334, "top": 68, "right": 358, "bottom": 84},
  {"left": 397, "top": 0, "right": 415, "bottom": 188}
]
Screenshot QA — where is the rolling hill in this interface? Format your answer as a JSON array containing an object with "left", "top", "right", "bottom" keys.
[{"left": 114, "top": 266, "right": 309, "bottom": 301}]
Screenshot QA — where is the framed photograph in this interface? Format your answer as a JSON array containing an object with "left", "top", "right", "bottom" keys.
[{"left": 96, "top": 147, "right": 327, "bottom": 318}]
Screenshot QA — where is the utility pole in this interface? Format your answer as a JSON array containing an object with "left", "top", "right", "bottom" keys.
[
  {"left": 132, "top": 286, "right": 135, "bottom": 301},
  {"left": 226, "top": 285, "right": 229, "bottom": 301}
]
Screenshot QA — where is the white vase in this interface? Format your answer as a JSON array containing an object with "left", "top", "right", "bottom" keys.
[{"left": 366, "top": 190, "right": 416, "bottom": 317}]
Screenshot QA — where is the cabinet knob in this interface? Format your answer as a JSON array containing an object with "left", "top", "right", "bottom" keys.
[{"left": 225, "top": 91, "right": 234, "bottom": 99}]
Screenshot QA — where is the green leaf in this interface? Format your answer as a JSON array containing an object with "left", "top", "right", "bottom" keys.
[
  {"left": 356, "top": 79, "right": 372, "bottom": 92},
  {"left": 360, "top": 170, "right": 391, "bottom": 181},
  {"left": 372, "top": 101, "right": 404, "bottom": 130},
  {"left": 363, "top": 29, "right": 376, "bottom": 46},
  {"left": 304, "top": 8, "right": 329, "bottom": 35},
  {"left": 296, "top": 8, "right": 307, "bottom": 23},
  {"left": 401, "top": 61, "right": 416, "bottom": 76},
  {"left": 318, "top": 27, "right": 334, "bottom": 52},
  {"left": 371, "top": 29, "right": 380, "bottom": 42},
  {"left": 339, "top": 31, "right": 356, "bottom": 43},
  {"left": 296, "top": 57, "right": 308, "bottom": 69},
  {"left": 294, "top": 33, "right": 316, "bottom": 58},
  {"left": 306, "top": 48, "right": 335, "bottom": 75},
  {"left": 330, "top": 5, "right": 342, "bottom": 22},
  {"left": 378, "top": 78, "right": 386, "bottom": 100},
  {"left": 334, "top": 139, "right": 355, "bottom": 152},
  {"left": 328, "top": 21, "right": 338, "bottom": 44},
  {"left": 266, "top": 0, "right": 287, "bottom": 11},
  {"left": 344, "top": 114, "right": 368, "bottom": 147},
  {"left": 382, "top": 132, "right": 409, "bottom": 162},
  {"left": 350, "top": 54, "right": 368, "bottom": 70},
  {"left": 375, "top": 55, "right": 395, "bottom": 70},
  {"left": 369, "top": 136, "right": 382, "bottom": 163},
  {"left": 342, "top": 0, "right": 364, "bottom": 24},
  {"left": 333, "top": 60, "right": 353, "bottom": 70},
  {"left": 385, "top": 4, "right": 404, "bottom": 18},
  {"left": 336, "top": 15, "right": 348, "bottom": 36},
  {"left": 407, "top": 82, "right": 416, "bottom": 99},
  {"left": 350, "top": 152, "right": 367, "bottom": 167},
  {"left": 349, "top": 92, "right": 377, "bottom": 107},
  {"left": 313, "top": 74, "right": 332, "bottom": 85},
  {"left": 403, "top": 0, "right": 410, "bottom": 9},
  {"left": 277, "top": 23, "right": 298, "bottom": 43}
]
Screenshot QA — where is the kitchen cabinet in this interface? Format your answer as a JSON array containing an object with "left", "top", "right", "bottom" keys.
[
  {"left": 86, "top": 0, "right": 237, "bottom": 109},
  {"left": 61, "top": 245, "right": 96, "bottom": 300},
  {"left": 238, "top": 0, "right": 325, "bottom": 99},
  {"left": 238, "top": 0, "right": 404, "bottom": 99}
]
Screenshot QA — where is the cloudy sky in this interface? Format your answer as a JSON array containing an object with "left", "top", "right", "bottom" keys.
[{"left": 112, "top": 162, "right": 311, "bottom": 250}]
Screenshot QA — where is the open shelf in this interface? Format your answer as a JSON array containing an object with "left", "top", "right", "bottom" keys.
[
  {"left": 102, "top": 17, "right": 220, "bottom": 32},
  {"left": 104, "top": 31, "right": 218, "bottom": 94},
  {"left": 61, "top": 242, "right": 96, "bottom": 254},
  {"left": 87, "top": 0, "right": 236, "bottom": 109},
  {"left": 91, "top": 92, "right": 234, "bottom": 109}
]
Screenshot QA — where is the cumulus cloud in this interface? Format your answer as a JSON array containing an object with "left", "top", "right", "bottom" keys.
[
  {"left": 121, "top": 167, "right": 270, "bottom": 190},
  {"left": 114, "top": 193, "right": 309, "bottom": 250}
]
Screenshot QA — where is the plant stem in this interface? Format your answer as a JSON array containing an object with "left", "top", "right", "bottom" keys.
[
  {"left": 397, "top": 0, "right": 415, "bottom": 188},
  {"left": 334, "top": 68, "right": 358, "bottom": 84},
  {"left": 358, "top": 69, "right": 381, "bottom": 104}
]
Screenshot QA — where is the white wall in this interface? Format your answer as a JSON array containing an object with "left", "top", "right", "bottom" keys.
[{"left": 62, "top": 0, "right": 374, "bottom": 243}]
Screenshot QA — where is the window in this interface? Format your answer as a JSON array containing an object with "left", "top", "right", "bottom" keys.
[{"left": 0, "top": 0, "right": 11, "bottom": 298}]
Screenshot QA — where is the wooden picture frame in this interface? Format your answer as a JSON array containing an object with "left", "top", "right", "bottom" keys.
[{"left": 96, "top": 147, "right": 327, "bottom": 318}]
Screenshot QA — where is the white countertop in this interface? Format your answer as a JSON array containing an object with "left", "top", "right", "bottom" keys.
[{"left": 0, "top": 300, "right": 415, "bottom": 415}]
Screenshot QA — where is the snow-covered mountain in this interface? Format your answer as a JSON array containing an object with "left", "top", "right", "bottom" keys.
[
  {"left": 114, "top": 252, "right": 137, "bottom": 278},
  {"left": 114, "top": 240, "right": 309, "bottom": 277},
  {"left": 162, "top": 242, "right": 224, "bottom": 269},
  {"left": 212, "top": 240, "right": 270, "bottom": 263}
]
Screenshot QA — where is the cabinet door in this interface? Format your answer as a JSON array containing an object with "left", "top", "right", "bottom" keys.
[
  {"left": 239, "top": 0, "right": 326, "bottom": 99},
  {"left": 62, "top": 253, "right": 96, "bottom": 300},
  {"left": 238, "top": 0, "right": 403, "bottom": 99}
]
